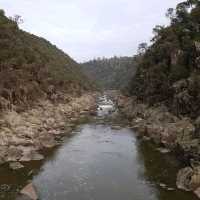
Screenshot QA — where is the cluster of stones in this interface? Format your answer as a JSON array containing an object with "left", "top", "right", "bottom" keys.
[
  {"left": 0, "top": 93, "right": 96, "bottom": 168},
  {"left": 117, "top": 95, "right": 200, "bottom": 198}
]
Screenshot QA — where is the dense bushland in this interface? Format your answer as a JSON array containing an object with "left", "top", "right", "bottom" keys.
[
  {"left": 0, "top": 10, "right": 94, "bottom": 112},
  {"left": 82, "top": 56, "right": 137, "bottom": 90}
]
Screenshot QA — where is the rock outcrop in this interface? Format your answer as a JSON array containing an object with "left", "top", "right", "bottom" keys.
[
  {"left": 117, "top": 94, "right": 200, "bottom": 197},
  {"left": 176, "top": 166, "right": 200, "bottom": 197},
  {"left": 0, "top": 93, "right": 96, "bottom": 165},
  {"left": 20, "top": 183, "right": 38, "bottom": 200},
  {"left": 118, "top": 95, "right": 199, "bottom": 155}
]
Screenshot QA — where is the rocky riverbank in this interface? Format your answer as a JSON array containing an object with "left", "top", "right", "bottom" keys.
[
  {"left": 117, "top": 95, "right": 200, "bottom": 198},
  {"left": 0, "top": 93, "right": 97, "bottom": 167}
]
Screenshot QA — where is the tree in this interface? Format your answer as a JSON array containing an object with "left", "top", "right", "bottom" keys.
[
  {"left": 166, "top": 8, "right": 176, "bottom": 20},
  {"left": 175, "top": 2, "right": 190, "bottom": 23},
  {"left": 187, "top": 0, "right": 199, "bottom": 7},
  {"left": 0, "top": 9, "right": 5, "bottom": 16},
  {"left": 138, "top": 43, "right": 148, "bottom": 54},
  {"left": 9, "top": 14, "right": 23, "bottom": 24}
]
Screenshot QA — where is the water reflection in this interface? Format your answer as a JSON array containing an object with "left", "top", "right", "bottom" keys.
[
  {"left": 33, "top": 125, "right": 158, "bottom": 200},
  {"left": 136, "top": 140, "right": 198, "bottom": 200}
]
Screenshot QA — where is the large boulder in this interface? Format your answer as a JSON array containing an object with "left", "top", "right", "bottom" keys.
[
  {"left": 6, "top": 146, "right": 22, "bottom": 162},
  {"left": 196, "top": 57, "right": 200, "bottom": 69},
  {"left": 131, "top": 120, "right": 147, "bottom": 136},
  {"left": 38, "top": 133, "right": 57, "bottom": 148},
  {"left": 175, "top": 119, "right": 196, "bottom": 151},
  {"left": 146, "top": 106, "right": 178, "bottom": 124},
  {"left": 194, "top": 187, "right": 200, "bottom": 199},
  {"left": 0, "top": 97, "right": 10, "bottom": 110},
  {"left": 0, "top": 146, "right": 8, "bottom": 164},
  {"left": 0, "top": 131, "right": 11, "bottom": 146},
  {"left": 160, "top": 124, "right": 177, "bottom": 148},
  {"left": 4, "top": 111, "right": 23, "bottom": 127},
  {"left": 9, "top": 162, "right": 24, "bottom": 170},
  {"left": 19, "top": 146, "right": 44, "bottom": 162},
  {"left": 9, "top": 135, "right": 33, "bottom": 146},
  {"left": 195, "top": 41, "right": 200, "bottom": 52},
  {"left": 20, "top": 183, "right": 38, "bottom": 200},
  {"left": 177, "top": 166, "right": 200, "bottom": 192},
  {"left": 146, "top": 124, "right": 163, "bottom": 144},
  {"left": 15, "top": 126, "right": 37, "bottom": 141},
  {"left": 161, "top": 119, "right": 196, "bottom": 151},
  {"left": 176, "top": 167, "right": 194, "bottom": 191}
]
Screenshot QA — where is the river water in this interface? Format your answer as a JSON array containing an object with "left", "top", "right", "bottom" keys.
[{"left": 0, "top": 95, "right": 198, "bottom": 200}]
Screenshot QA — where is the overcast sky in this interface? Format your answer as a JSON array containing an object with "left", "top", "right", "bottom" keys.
[{"left": 2, "top": 0, "right": 182, "bottom": 62}]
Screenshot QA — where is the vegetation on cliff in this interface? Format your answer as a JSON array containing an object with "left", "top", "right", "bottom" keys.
[
  {"left": 81, "top": 56, "right": 137, "bottom": 90},
  {"left": 128, "top": 0, "right": 200, "bottom": 118},
  {"left": 0, "top": 10, "right": 94, "bottom": 112}
]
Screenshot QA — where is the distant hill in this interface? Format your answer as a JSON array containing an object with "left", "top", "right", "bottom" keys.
[
  {"left": 81, "top": 56, "right": 137, "bottom": 90},
  {"left": 0, "top": 10, "right": 94, "bottom": 112}
]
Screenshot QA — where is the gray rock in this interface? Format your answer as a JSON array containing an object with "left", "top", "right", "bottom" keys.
[
  {"left": 9, "top": 162, "right": 24, "bottom": 170},
  {"left": 132, "top": 124, "right": 147, "bottom": 136},
  {"left": 6, "top": 146, "right": 22, "bottom": 162},
  {"left": 195, "top": 41, "right": 200, "bottom": 52},
  {"left": 177, "top": 167, "right": 193, "bottom": 191},
  {"left": 167, "top": 187, "right": 175, "bottom": 191},
  {"left": 0, "top": 146, "right": 8, "bottom": 164},
  {"left": 39, "top": 133, "right": 57, "bottom": 148},
  {"left": 156, "top": 148, "right": 170, "bottom": 154},
  {"left": 19, "top": 147, "right": 44, "bottom": 162},
  {"left": 159, "top": 183, "right": 167, "bottom": 188},
  {"left": 194, "top": 187, "right": 200, "bottom": 199},
  {"left": 20, "top": 183, "right": 38, "bottom": 200}
]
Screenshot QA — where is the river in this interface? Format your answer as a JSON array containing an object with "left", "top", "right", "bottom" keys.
[{"left": 0, "top": 95, "right": 198, "bottom": 200}]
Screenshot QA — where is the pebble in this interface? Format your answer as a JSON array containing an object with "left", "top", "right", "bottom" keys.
[{"left": 156, "top": 148, "right": 170, "bottom": 154}]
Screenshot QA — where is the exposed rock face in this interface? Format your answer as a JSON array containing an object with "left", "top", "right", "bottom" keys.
[
  {"left": 171, "top": 49, "right": 183, "bottom": 65},
  {"left": 118, "top": 95, "right": 198, "bottom": 154},
  {"left": 156, "top": 148, "right": 170, "bottom": 154},
  {"left": 171, "top": 76, "right": 200, "bottom": 118},
  {"left": 20, "top": 183, "right": 38, "bottom": 200},
  {"left": 176, "top": 167, "right": 194, "bottom": 191},
  {"left": 176, "top": 166, "right": 200, "bottom": 196},
  {"left": 195, "top": 41, "right": 200, "bottom": 52},
  {"left": 196, "top": 57, "right": 200, "bottom": 69},
  {"left": 7, "top": 146, "right": 23, "bottom": 162},
  {"left": 19, "top": 147, "right": 44, "bottom": 162},
  {"left": 194, "top": 187, "right": 200, "bottom": 199},
  {"left": 9, "top": 162, "right": 24, "bottom": 170},
  {"left": 0, "top": 93, "right": 96, "bottom": 165},
  {"left": 117, "top": 94, "right": 200, "bottom": 196}
]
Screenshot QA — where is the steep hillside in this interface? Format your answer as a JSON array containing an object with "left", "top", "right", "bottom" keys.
[
  {"left": 81, "top": 56, "right": 137, "bottom": 90},
  {"left": 128, "top": 0, "right": 200, "bottom": 119},
  {"left": 118, "top": 1, "right": 200, "bottom": 194},
  {"left": 0, "top": 10, "right": 93, "bottom": 112}
]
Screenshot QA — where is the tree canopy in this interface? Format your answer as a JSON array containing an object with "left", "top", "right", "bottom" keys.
[{"left": 128, "top": 0, "right": 200, "bottom": 118}]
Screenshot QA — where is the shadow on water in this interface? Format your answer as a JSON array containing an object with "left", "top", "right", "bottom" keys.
[
  {"left": 0, "top": 94, "right": 198, "bottom": 200},
  {"left": 136, "top": 140, "right": 199, "bottom": 200}
]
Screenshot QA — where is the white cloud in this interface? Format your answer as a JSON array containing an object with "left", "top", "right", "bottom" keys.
[{"left": 1, "top": 0, "right": 182, "bottom": 62}]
